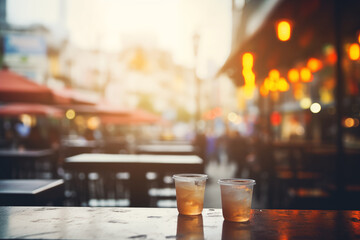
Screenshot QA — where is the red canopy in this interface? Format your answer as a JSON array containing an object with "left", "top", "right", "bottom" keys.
[
  {"left": 0, "top": 103, "right": 64, "bottom": 118},
  {"left": 100, "top": 109, "right": 164, "bottom": 125},
  {"left": 59, "top": 101, "right": 130, "bottom": 116},
  {"left": 0, "top": 70, "right": 54, "bottom": 104}
]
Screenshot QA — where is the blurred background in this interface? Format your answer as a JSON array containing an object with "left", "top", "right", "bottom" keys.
[{"left": 0, "top": 0, "right": 360, "bottom": 210}]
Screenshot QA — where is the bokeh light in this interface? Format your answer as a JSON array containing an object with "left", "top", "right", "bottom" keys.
[
  {"left": 66, "top": 109, "right": 76, "bottom": 120},
  {"left": 307, "top": 58, "right": 323, "bottom": 72},
  {"left": 300, "top": 98, "right": 312, "bottom": 109},
  {"left": 310, "top": 103, "right": 321, "bottom": 113},
  {"left": 349, "top": 43, "right": 360, "bottom": 61},
  {"left": 277, "top": 20, "right": 291, "bottom": 41},
  {"left": 288, "top": 68, "right": 299, "bottom": 83},
  {"left": 300, "top": 67, "right": 313, "bottom": 82}
]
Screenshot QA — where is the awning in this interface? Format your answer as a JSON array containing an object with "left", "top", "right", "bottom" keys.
[
  {"left": 100, "top": 109, "right": 164, "bottom": 125},
  {"left": 59, "top": 102, "right": 130, "bottom": 116},
  {"left": 0, "top": 70, "right": 54, "bottom": 104}
]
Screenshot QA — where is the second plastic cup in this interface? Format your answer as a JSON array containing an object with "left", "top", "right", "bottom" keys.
[
  {"left": 173, "top": 173, "right": 208, "bottom": 215},
  {"left": 218, "top": 179, "right": 256, "bottom": 222}
]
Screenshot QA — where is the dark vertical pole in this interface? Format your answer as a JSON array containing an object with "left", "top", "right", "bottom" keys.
[{"left": 334, "top": 0, "right": 345, "bottom": 210}]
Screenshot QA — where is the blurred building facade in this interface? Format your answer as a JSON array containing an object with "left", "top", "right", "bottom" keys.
[{"left": 220, "top": 0, "right": 360, "bottom": 144}]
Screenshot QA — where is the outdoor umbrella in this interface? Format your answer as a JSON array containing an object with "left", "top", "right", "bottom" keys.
[
  {"left": 100, "top": 109, "right": 164, "bottom": 125},
  {"left": 0, "top": 70, "right": 54, "bottom": 104},
  {"left": 58, "top": 101, "right": 130, "bottom": 116},
  {"left": 0, "top": 103, "right": 64, "bottom": 118}
]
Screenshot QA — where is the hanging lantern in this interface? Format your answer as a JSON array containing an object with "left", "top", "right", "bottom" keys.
[
  {"left": 300, "top": 67, "right": 313, "bottom": 82},
  {"left": 288, "top": 69, "right": 299, "bottom": 83},
  {"left": 349, "top": 43, "right": 360, "bottom": 61},
  {"left": 276, "top": 20, "right": 292, "bottom": 41}
]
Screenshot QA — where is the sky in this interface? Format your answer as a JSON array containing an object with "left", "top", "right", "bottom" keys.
[{"left": 7, "top": 0, "right": 232, "bottom": 77}]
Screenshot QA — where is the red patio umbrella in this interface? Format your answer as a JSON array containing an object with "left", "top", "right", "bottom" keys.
[
  {"left": 0, "top": 70, "right": 54, "bottom": 104},
  {"left": 59, "top": 101, "right": 130, "bottom": 116},
  {"left": 100, "top": 109, "right": 164, "bottom": 125},
  {"left": 0, "top": 103, "right": 64, "bottom": 118}
]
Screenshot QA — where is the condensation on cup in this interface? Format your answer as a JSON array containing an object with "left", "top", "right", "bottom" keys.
[
  {"left": 172, "top": 173, "right": 208, "bottom": 215},
  {"left": 218, "top": 179, "right": 256, "bottom": 222}
]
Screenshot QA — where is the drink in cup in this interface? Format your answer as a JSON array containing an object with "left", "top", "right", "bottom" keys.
[
  {"left": 172, "top": 174, "right": 207, "bottom": 215},
  {"left": 218, "top": 179, "right": 255, "bottom": 222}
]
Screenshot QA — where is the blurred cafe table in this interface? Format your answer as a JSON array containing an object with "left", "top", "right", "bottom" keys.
[
  {"left": 0, "top": 179, "right": 64, "bottom": 206},
  {"left": 0, "top": 148, "right": 56, "bottom": 179},
  {"left": 61, "top": 139, "right": 102, "bottom": 157},
  {"left": 64, "top": 153, "right": 204, "bottom": 206},
  {"left": 1, "top": 207, "right": 360, "bottom": 239},
  {"left": 136, "top": 144, "right": 195, "bottom": 155}
]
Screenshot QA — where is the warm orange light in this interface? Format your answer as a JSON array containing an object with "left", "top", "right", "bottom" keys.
[
  {"left": 242, "top": 69, "right": 255, "bottom": 84},
  {"left": 260, "top": 83, "right": 269, "bottom": 96},
  {"left": 242, "top": 52, "right": 256, "bottom": 99},
  {"left": 288, "top": 69, "right": 299, "bottom": 83},
  {"left": 243, "top": 84, "right": 255, "bottom": 99},
  {"left": 242, "top": 52, "right": 254, "bottom": 68},
  {"left": 269, "top": 69, "right": 280, "bottom": 80},
  {"left": 358, "top": 32, "right": 360, "bottom": 44},
  {"left": 277, "top": 77, "right": 290, "bottom": 92},
  {"left": 300, "top": 67, "right": 313, "bottom": 82},
  {"left": 87, "top": 116, "right": 100, "bottom": 130},
  {"left": 277, "top": 20, "right": 291, "bottom": 41},
  {"left": 349, "top": 43, "right": 360, "bottom": 61},
  {"left": 264, "top": 77, "right": 271, "bottom": 89},
  {"left": 307, "top": 58, "right": 323, "bottom": 72},
  {"left": 344, "top": 118, "right": 355, "bottom": 128}
]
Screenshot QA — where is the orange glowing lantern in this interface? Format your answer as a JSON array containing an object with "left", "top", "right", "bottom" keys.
[
  {"left": 276, "top": 20, "right": 291, "bottom": 41},
  {"left": 300, "top": 67, "right": 313, "bottom": 82},
  {"left": 242, "top": 52, "right": 254, "bottom": 68},
  {"left": 307, "top": 58, "right": 323, "bottom": 72},
  {"left": 277, "top": 77, "right": 290, "bottom": 92},
  {"left": 269, "top": 69, "right": 280, "bottom": 80},
  {"left": 349, "top": 43, "right": 360, "bottom": 61},
  {"left": 288, "top": 69, "right": 299, "bottom": 83}
]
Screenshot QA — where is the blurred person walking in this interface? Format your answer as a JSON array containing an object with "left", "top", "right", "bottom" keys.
[{"left": 227, "top": 131, "right": 249, "bottom": 177}]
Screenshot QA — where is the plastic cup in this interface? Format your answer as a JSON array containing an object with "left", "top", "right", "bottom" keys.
[
  {"left": 172, "top": 173, "right": 208, "bottom": 215},
  {"left": 218, "top": 179, "right": 256, "bottom": 222}
]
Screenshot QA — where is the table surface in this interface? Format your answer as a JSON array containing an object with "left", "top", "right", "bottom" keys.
[
  {"left": 0, "top": 179, "right": 64, "bottom": 195},
  {"left": 0, "top": 207, "right": 360, "bottom": 239},
  {"left": 136, "top": 144, "right": 195, "bottom": 151},
  {"left": 61, "top": 139, "right": 100, "bottom": 148},
  {"left": 66, "top": 153, "right": 202, "bottom": 164},
  {"left": 0, "top": 148, "right": 54, "bottom": 158}
]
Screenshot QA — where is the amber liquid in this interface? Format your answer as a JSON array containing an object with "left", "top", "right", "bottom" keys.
[
  {"left": 175, "top": 181, "right": 205, "bottom": 215},
  {"left": 220, "top": 185, "right": 253, "bottom": 222}
]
